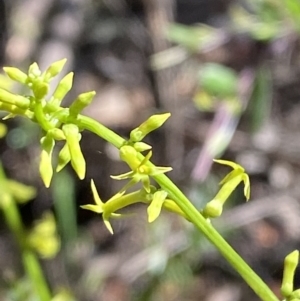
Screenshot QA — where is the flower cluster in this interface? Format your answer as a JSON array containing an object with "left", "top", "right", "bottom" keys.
[
  {"left": 2, "top": 59, "right": 251, "bottom": 238},
  {"left": 2, "top": 59, "right": 95, "bottom": 187},
  {"left": 81, "top": 113, "right": 186, "bottom": 234}
]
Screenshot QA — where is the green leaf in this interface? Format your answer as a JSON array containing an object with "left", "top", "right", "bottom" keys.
[
  {"left": 247, "top": 65, "right": 272, "bottom": 132},
  {"left": 166, "top": 23, "right": 215, "bottom": 51},
  {"left": 199, "top": 64, "right": 238, "bottom": 98},
  {"left": 285, "top": 0, "right": 300, "bottom": 31}
]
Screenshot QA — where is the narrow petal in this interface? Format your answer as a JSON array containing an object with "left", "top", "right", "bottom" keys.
[
  {"left": 150, "top": 166, "right": 173, "bottom": 176},
  {"left": 80, "top": 204, "right": 103, "bottom": 213},
  {"left": 103, "top": 214, "right": 114, "bottom": 234},
  {"left": 213, "top": 159, "right": 244, "bottom": 172},
  {"left": 110, "top": 171, "right": 134, "bottom": 180},
  {"left": 147, "top": 190, "right": 168, "bottom": 223},
  {"left": 141, "top": 176, "right": 151, "bottom": 193},
  {"left": 140, "top": 150, "right": 152, "bottom": 166},
  {"left": 91, "top": 179, "right": 104, "bottom": 206},
  {"left": 242, "top": 173, "right": 250, "bottom": 201},
  {"left": 219, "top": 169, "right": 240, "bottom": 185}
]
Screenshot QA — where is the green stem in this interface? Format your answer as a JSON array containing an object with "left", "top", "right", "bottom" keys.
[
  {"left": 78, "top": 115, "right": 125, "bottom": 148},
  {"left": 0, "top": 163, "right": 52, "bottom": 301},
  {"left": 154, "top": 175, "right": 279, "bottom": 301},
  {"left": 79, "top": 115, "right": 280, "bottom": 301}
]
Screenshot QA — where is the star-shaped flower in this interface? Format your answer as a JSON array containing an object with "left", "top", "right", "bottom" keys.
[
  {"left": 81, "top": 180, "right": 124, "bottom": 234},
  {"left": 111, "top": 146, "right": 172, "bottom": 193}
]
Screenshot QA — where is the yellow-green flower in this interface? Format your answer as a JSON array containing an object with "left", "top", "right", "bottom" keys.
[
  {"left": 81, "top": 180, "right": 125, "bottom": 234},
  {"left": 112, "top": 145, "right": 172, "bottom": 193},
  {"left": 203, "top": 159, "right": 250, "bottom": 218}
]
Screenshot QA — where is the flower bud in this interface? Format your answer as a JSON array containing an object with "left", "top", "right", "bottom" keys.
[
  {"left": 50, "top": 72, "right": 74, "bottom": 107},
  {"left": 43, "top": 58, "right": 67, "bottom": 81},
  {"left": 33, "top": 81, "right": 49, "bottom": 100},
  {"left": 39, "top": 136, "right": 55, "bottom": 187},
  {"left": 133, "top": 142, "right": 152, "bottom": 152},
  {"left": 56, "top": 142, "right": 71, "bottom": 173},
  {"left": 281, "top": 250, "right": 299, "bottom": 297},
  {"left": 119, "top": 145, "right": 140, "bottom": 170},
  {"left": 3, "top": 67, "right": 28, "bottom": 84},
  {"left": 290, "top": 288, "right": 300, "bottom": 300},
  {"left": 48, "top": 128, "right": 66, "bottom": 141},
  {"left": 0, "top": 88, "right": 30, "bottom": 109},
  {"left": 28, "top": 62, "right": 41, "bottom": 79},
  {"left": 62, "top": 124, "right": 86, "bottom": 179},
  {"left": 69, "top": 91, "right": 96, "bottom": 117},
  {"left": 130, "top": 113, "right": 171, "bottom": 142}
]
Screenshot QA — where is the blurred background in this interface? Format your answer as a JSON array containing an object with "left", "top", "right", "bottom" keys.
[{"left": 1, "top": 0, "right": 300, "bottom": 300}]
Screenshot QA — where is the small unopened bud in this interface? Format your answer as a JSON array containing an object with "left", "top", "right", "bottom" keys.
[
  {"left": 56, "top": 143, "right": 71, "bottom": 173},
  {"left": 44, "top": 58, "right": 67, "bottom": 81},
  {"left": 69, "top": 91, "right": 96, "bottom": 117},
  {"left": 62, "top": 124, "right": 86, "bottom": 179},
  {"left": 281, "top": 250, "right": 299, "bottom": 298},
  {"left": 0, "top": 88, "right": 30, "bottom": 109},
  {"left": 28, "top": 62, "right": 41, "bottom": 79},
  {"left": 50, "top": 72, "right": 74, "bottom": 107},
  {"left": 48, "top": 128, "right": 66, "bottom": 141},
  {"left": 33, "top": 82, "right": 49, "bottom": 100},
  {"left": 3, "top": 67, "right": 28, "bottom": 84},
  {"left": 119, "top": 145, "right": 140, "bottom": 170},
  {"left": 130, "top": 113, "right": 171, "bottom": 142},
  {"left": 133, "top": 142, "right": 152, "bottom": 152},
  {"left": 290, "top": 288, "right": 300, "bottom": 300},
  {"left": 39, "top": 136, "right": 55, "bottom": 188}
]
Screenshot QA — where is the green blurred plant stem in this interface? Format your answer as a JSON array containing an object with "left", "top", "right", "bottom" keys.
[
  {"left": 0, "top": 163, "right": 52, "bottom": 301},
  {"left": 79, "top": 115, "right": 279, "bottom": 301}
]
